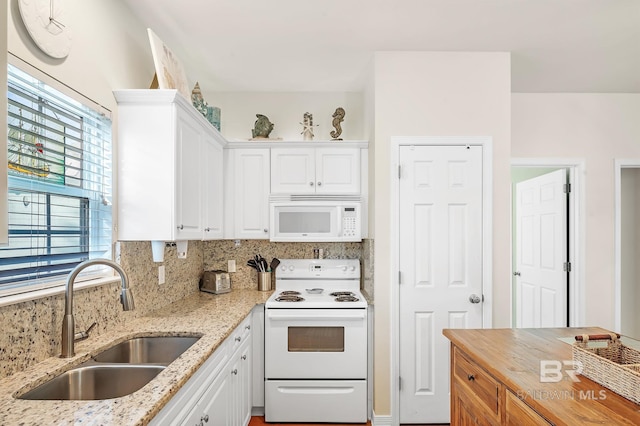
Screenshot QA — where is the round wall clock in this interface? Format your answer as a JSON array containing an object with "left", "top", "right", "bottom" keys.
[{"left": 18, "top": 0, "right": 72, "bottom": 59}]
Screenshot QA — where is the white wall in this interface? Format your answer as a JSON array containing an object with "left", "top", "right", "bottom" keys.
[
  {"left": 371, "top": 51, "right": 511, "bottom": 416},
  {"left": 206, "top": 91, "right": 364, "bottom": 141},
  {"left": 512, "top": 93, "right": 640, "bottom": 329}
]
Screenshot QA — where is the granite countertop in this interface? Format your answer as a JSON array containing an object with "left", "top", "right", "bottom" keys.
[{"left": 0, "top": 289, "right": 271, "bottom": 426}]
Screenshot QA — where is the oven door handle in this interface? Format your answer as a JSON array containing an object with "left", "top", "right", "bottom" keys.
[{"left": 266, "top": 311, "right": 366, "bottom": 321}]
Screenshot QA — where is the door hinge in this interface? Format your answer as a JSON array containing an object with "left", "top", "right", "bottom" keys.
[
  {"left": 398, "top": 271, "right": 402, "bottom": 285},
  {"left": 398, "top": 164, "right": 402, "bottom": 179},
  {"left": 564, "top": 262, "right": 572, "bottom": 272},
  {"left": 564, "top": 183, "right": 571, "bottom": 194}
]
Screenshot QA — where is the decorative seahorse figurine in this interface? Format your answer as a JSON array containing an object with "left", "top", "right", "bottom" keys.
[{"left": 330, "top": 107, "right": 345, "bottom": 140}]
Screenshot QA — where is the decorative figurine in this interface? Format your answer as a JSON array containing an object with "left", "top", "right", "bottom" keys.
[
  {"left": 191, "top": 82, "right": 207, "bottom": 116},
  {"left": 191, "top": 82, "right": 221, "bottom": 131},
  {"left": 300, "top": 112, "right": 317, "bottom": 141},
  {"left": 251, "top": 114, "right": 275, "bottom": 139},
  {"left": 330, "top": 107, "right": 345, "bottom": 140}
]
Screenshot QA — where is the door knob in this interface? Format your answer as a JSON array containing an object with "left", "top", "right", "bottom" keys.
[{"left": 469, "top": 294, "right": 482, "bottom": 304}]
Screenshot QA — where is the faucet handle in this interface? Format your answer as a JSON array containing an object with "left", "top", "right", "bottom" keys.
[{"left": 74, "top": 321, "right": 97, "bottom": 342}]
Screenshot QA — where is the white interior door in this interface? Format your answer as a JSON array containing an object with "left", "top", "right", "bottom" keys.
[
  {"left": 515, "top": 169, "right": 568, "bottom": 327},
  {"left": 399, "top": 145, "right": 484, "bottom": 423}
]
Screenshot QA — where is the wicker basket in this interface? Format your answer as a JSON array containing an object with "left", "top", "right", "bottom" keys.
[{"left": 572, "top": 333, "right": 640, "bottom": 404}]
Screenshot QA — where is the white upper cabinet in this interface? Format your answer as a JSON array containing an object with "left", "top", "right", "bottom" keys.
[
  {"left": 224, "top": 148, "right": 271, "bottom": 239},
  {"left": 114, "top": 90, "right": 226, "bottom": 242},
  {"left": 271, "top": 147, "right": 361, "bottom": 194}
]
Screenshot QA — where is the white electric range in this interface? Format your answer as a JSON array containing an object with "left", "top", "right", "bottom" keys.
[{"left": 264, "top": 258, "right": 368, "bottom": 423}]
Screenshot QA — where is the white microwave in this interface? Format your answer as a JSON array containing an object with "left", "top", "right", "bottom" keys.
[{"left": 269, "top": 197, "right": 362, "bottom": 242}]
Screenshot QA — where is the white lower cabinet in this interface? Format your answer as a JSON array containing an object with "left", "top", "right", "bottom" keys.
[{"left": 151, "top": 316, "right": 252, "bottom": 426}]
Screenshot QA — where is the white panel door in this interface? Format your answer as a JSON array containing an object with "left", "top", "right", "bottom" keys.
[
  {"left": 270, "top": 148, "right": 315, "bottom": 194},
  {"left": 399, "top": 145, "right": 484, "bottom": 423},
  {"left": 515, "top": 170, "right": 568, "bottom": 327},
  {"left": 315, "top": 148, "right": 361, "bottom": 194}
]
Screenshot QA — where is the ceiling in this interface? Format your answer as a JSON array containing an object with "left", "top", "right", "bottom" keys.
[{"left": 121, "top": 0, "right": 640, "bottom": 93}]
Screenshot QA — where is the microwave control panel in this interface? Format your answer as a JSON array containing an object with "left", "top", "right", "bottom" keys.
[{"left": 342, "top": 207, "right": 358, "bottom": 237}]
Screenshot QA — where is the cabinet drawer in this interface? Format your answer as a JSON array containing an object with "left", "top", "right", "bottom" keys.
[
  {"left": 453, "top": 347, "right": 499, "bottom": 415},
  {"left": 506, "top": 390, "right": 551, "bottom": 425}
]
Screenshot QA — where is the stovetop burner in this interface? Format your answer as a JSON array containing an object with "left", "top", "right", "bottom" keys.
[
  {"left": 280, "top": 290, "right": 301, "bottom": 296},
  {"left": 329, "top": 291, "right": 355, "bottom": 297},
  {"left": 275, "top": 295, "right": 305, "bottom": 302},
  {"left": 335, "top": 295, "right": 360, "bottom": 302}
]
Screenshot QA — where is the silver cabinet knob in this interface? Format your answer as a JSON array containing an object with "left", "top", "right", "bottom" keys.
[
  {"left": 232, "top": 369, "right": 238, "bottom": 375},
  {"left": 235, "top": 336, "right": 241, "bottom": 342},
  {"left": 242, "top": 354, "right": 247, "bottom": 360},
  {"left": 204, "top": 227, "right": 211, "bottom": 232},
  {"left": 469, "top": 294, "right": 482, "bottom": 304},
  {"left": 263, "top": 228, "right": 268, "bottom": 233},
  {"left": 245, "top": 324, "right": 251, "bottom": 330},
  {"left": 177, "top": 224, "right": 184, "bottom": 230},
  {"left": 317, "top": 182, "right": 322, "bottom": 186},
  {"left": 513, "top": 271, "right": 521, "bottom": 276}
]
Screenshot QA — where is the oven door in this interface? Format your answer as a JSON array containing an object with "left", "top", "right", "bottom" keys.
[{"left": 265, "top": 308, "right": 367, "bottom": 379}]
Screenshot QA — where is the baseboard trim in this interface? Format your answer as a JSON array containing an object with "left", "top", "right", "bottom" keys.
[{"left": 371, "top": 411, "right": 393, "bottom": 426}]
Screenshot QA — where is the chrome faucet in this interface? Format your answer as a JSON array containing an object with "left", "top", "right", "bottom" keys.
[{"left": 60, "top": 258, "right": 135, "bottom": 358}]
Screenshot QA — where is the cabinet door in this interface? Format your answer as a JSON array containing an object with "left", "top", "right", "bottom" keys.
[
  {"left": 176, "top": 113, "right": 203, "bottom": 240},
  {"left": 452, "top": 379, "right": 500, "bottom": 426},
  {"left": 183, "top": 366, "right": 232, "bottom": 426},
  {"left": 234, "top": 149, "right": 270, "bottom": 239},
  {"left": 202, "top": 138, "right": 224, "bottom": 239},
  {"left": 271, "top": 148, "right": 315, "bottom": 194},
  {"left": 315, "top": 148, "right": 360, "bottom": 194}
]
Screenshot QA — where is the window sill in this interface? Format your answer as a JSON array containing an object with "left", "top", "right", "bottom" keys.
[{"left": 0, "top": 276, "right": 121, "bottom": 309}]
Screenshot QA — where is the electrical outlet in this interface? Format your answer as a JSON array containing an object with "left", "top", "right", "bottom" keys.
[
  {"left": 158, "top": 265, "right": 165, "bottom": 285},
  {"left": 228, "top": 259, "right": 236, "bottom": 273}
]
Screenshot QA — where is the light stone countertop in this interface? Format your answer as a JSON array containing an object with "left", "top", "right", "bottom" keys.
[{"left": 0, "top": 289, "right": 272, "bottom": 426}]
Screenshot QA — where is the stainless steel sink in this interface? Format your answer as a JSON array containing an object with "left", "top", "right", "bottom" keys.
[
  {"left": 18, "top": 335, "right": 201, "bottom": 400},
  {"left": 93, "top": 336, "right": 200, "bottom": 364},
  {"left": 19, "top": 364, "right": 165, "bottom": 400}
]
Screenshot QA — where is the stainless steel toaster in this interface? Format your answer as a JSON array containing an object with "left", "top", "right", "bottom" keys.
[{"left": 200, "top": 270, "right": 231, "bottom": 294}]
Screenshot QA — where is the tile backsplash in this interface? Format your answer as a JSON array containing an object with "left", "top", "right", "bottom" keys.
[{"left": 0, "top": 239, "right": 372, "bottom": 378}]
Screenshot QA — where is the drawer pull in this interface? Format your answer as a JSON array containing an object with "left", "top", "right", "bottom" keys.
[{"left": 467, "top": 374, "right": 475, "bottom": 381}]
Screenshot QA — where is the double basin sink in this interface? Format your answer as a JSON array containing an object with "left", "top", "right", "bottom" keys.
[{"left": 19, "top": 335, "right": 201, "bottom": 401}]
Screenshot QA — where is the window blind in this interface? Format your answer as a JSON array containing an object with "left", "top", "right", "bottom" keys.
[{"left": 1, "top": 64, "right": 113, "bottom": 293}]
